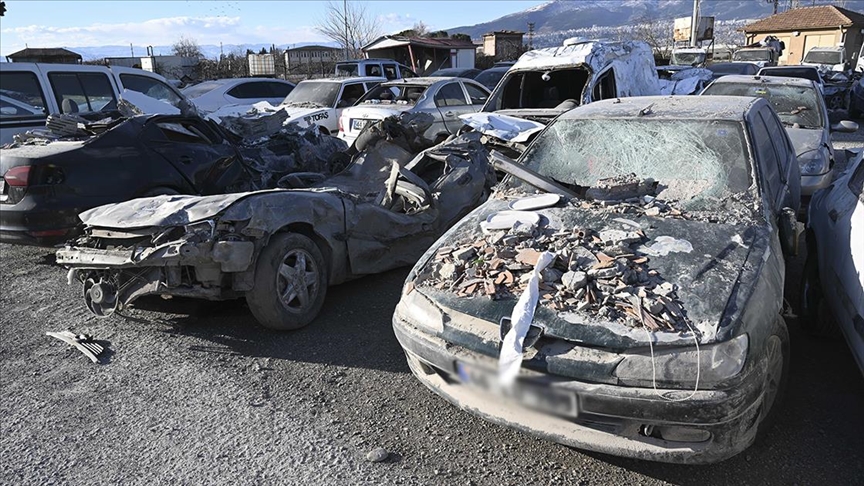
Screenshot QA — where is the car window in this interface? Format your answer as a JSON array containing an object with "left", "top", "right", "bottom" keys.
[
  {"left": 400, "top": 66, "right": 417, "bottom": 78},
  {"left": 119, "top": 73, "right": 183, "bottom": 107},
  {"left": 367, "top": 64, "right": 383, "bottom": 77},
  {"left": 760, "top": 109, "right": 789, "bottom": 183},
  {"left": 463, "top": 83, "right": 488, "bottom": 105},
  {"left": 338, "top": 83, "right": 366, "bottom": 106},
  {"left": 266, "top": 82, "right": 293, "bottom": 98},
  {"left": 227, "top": 82, "right": 274, "bottom": 99},
  {"left": 0, "top": 71, "right": 47, "bottom": 120},
  {"left": 750, "top": 113, "right": 780, "bottom": 205},
  {"left": 702, "top": 82, "right": 823, "bottom": 128},
  {"left": 434, "top": 82, "right": 468, "bottom": 107},
  {"left": 592, "top": 68, "right": 617, "bottom": 100},
  {"left": 48, "top": 72, "right": 117, "bottom": 113},
  {"left": 382, "top": 64, "right": 398, "bottom": 80},
  {"left": 849, "top": 159, "right": 864, "bottom": 204}
]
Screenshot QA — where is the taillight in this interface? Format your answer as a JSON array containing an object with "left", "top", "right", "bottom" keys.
[
  {"left": 4, "top": 166, "right": 31, "bottom": 186},
  {"left": 338, "top": 116, "right": 343, "bottom": 133}
]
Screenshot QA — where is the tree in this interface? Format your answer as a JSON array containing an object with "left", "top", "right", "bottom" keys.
[
  {"left": 172, "top": 36, "right": 203, "bottom": 59},
  {"left": 315, "top": 1, "right": 382, "bottom": 60},
  {"left": 451, "top": 33, "right": 471, "bottom": 42}
]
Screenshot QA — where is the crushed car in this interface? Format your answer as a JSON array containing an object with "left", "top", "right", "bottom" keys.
[
  {"left": 392, "top": 96, "right": 802, "bottom": 464},
  {"left": 802, "top": 150, "right": 864, "bottom": 375},
  {"left": 56, "top": 113, "right": 497, "bottom": 330}
]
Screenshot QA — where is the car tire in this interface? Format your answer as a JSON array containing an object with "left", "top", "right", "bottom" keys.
[
  {"left": 755, "top": 315, "right": 790, "bottom": 443},
  {"left": 245, "top": 233, "right": 328, "bottom": 330},
  {"left": 799, "top": 253, "right": 841, "bottom": 337}
]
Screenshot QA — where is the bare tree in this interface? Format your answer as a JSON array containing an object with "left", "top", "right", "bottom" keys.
[
  {"left": 629, "top": 16, "right": 675, "bottom": 60},
  {"left": 172, "top": 36, "right": 203, "bottom": 59},
  {"left": 315, "top": 1, "right": 382, "bottom": 60}
]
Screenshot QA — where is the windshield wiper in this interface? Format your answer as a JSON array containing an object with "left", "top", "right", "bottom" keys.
[{"left": 489, "top": 150, "right": 578, "bottom": 198}]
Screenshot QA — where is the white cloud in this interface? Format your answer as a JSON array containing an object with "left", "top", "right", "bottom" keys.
[
  {"left": 1, "top": 16, "right": 332, "bottom": 55},
  {"left": 376, "top": 13, "right": 416, "bottom": 34}
]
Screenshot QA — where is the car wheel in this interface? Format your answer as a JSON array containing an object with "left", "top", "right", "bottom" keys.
[
  {"left": 799, "top": 253, "right": 841, "bottom": 337},
  {"left": 245, "top": 233, "right": 328, "bottom": 330},
  {"left": 755, "top": 316, "right": 790, "bottom": 442}
]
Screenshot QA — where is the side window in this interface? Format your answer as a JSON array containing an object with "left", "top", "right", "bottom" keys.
[
  {"left": 849, "top": 160, "right": 864, "bottom": 204},
  {"left": 382, "top": 64, "right": 398, "bottom": 80},
  {"left": 750, "top": 114, "right": 781, "bottom": 206},
  {"left": 592, "top": 68, "right": 617, "bottom": 100},
  {"left": 0, "top": 72, "right": 47, "bottom": 119},
  {"left": 434, "top": 82, "right": 468, "bottom": 107},
  {"left": 760, "top": 109, "right": 789, "bottom": 183},
  {"left": 227, "top": 82, "right": 272, "bottom": 99},
  {"left": 464, "top": 83, "right": 489, "bottom": 105},
  {"left": 338, "top": 83, "right": 366, "bottom": 106},
  {"left": 48, "top": 72, "right": 117, "bottom": 113},
  {"left": 155, "top": 120, "right": 219, "bottom": 144},
  {"left": 266, "top": 82, "right": 293, "bottom": 98},
  {"left": 367, "top": 64, "right": 382, "bottom": 77},
  {"left": 119, "top": 74, "right": 182, "bottom": 107},
  {"left": 400, "top": 66, "right": 417, "bottom": 78}
]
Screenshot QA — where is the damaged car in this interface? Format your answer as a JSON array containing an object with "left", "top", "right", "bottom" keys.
[
  {"left": 278, "top": 76, "right": 385, "bottom": 135},
  {"left": 56, "top": 114, "right": 496, "bottom": 330},
  {"left": 393, "top": 96, "right": 802, "bottom": 464}
]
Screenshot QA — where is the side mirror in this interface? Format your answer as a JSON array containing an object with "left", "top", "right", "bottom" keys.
[
  {"left": 778, "top": 207, "right": 799, "bottom": 257},
  {"left": 831, "top": 120, "right": 858, "bottom": 133}
]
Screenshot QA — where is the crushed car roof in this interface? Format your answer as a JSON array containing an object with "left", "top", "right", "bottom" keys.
[
  {"left": 560, "top": 95, "right": 762, "bottom": 121},
  {"left": 509, "top": 40, "right": 652, "bottom": 71}
]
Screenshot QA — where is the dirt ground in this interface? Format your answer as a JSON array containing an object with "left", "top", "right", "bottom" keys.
[{"left": 1, "top": 131, "right": 863, "bottom": 485}]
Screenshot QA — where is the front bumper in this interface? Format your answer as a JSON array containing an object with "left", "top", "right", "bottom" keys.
[{"left": 393, "top": 315, "right": 769, "bottom": 464}]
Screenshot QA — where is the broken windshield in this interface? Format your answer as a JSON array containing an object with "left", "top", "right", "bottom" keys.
[
  {"left": 282, "top": 81, "right": 340, "bottom": 108},
  {"left": 803, "top": 50, "right": 842, "bottom": 65},
  {"left": 702, "top": 82, "right": 823, "bottom": 128},
  {"left": 671, "top": 52, "right": 706, "bottom": 66},
  {"left": 506, "top": 118, "right": 754, "bottom": 212},
  {"left": 733, "top": 50, "right": 771, "bottom": 62},
  {"left": 485, "top": 68, "right": 590, "bottom": 111}
]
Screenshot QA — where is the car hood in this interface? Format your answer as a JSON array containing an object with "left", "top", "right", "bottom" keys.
[
  {"left": 412, "top": 198, "right": 769, "bottom": 349},
  {"left": 785, "top": 126, "right": 824, "bottom": 156},
  {"left": 283, "top": 106, "right": 329, "bottom": 121},
  {"left": 78, "top": 190, "right": 286, "bottom": 229}
]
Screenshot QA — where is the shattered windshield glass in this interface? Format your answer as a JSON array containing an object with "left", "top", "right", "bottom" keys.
[
  {"left": 672, "top": 52, "right": 706, "bottom": 65},
  {"left": 282, "top": 81, "right": 340, "bottom": 107},
  {"left": 733, "top": 50, "right": 770, "bottom": 62},
  {"left": 702, "top": 82, "right": 823, "bottom": 128},
  {"left": 507, "top": 118, "right": 754, "bottom": 211},
  {"left": 803, "top": 50, "right": 842, "bottom": 64}
]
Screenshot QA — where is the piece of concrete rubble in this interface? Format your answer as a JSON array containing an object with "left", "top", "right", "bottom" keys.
[
  {"left": 453, "top": 247, "right": 477, "bottom": 262},
  {"left": 561, "top": 271, "right": 588, "bottom": 290}
]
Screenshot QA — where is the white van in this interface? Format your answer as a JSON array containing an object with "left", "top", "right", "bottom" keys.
[
  {"left": 0, "top": 63, "right": 188, "bottom": 144},
  {"left": 335, "top": 59, "right": 417, "bottom": 80}
]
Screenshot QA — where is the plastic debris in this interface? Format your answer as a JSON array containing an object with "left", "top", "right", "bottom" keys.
[{"left": 46, "top": 331, "right": 104, "bottom": 363}]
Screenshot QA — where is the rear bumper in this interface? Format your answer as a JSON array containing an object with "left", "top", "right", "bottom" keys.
[
  {"left": 393, "top": 316, "right": 769, "bottom": 464},
  {"left": 0, "top": 196, "right": 81, "bottom": 246}
]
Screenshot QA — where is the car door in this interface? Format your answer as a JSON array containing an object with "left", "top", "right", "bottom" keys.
[
  {"left": 145, "top": 117, "right": 247, "bottom": 195},
  {"left": 433, "top": 81, "right": 473, "bottom": 134},
  {"left": 463, "top": 82, "right": 490, "bottom": 115},
  {"left": 822, "top": 159, "right": 864, "bottom": 370}
]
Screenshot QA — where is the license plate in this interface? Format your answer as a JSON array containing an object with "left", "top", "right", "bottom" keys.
[
  {"left": 455, "top": 362, "right": 578, "bottom": 417},
  {"left": 351, "top": 118, "right": 370, "bottom": 131}
]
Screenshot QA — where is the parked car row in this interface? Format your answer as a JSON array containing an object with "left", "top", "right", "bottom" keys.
[{"left": 3, "top": 38, "right": 862, "bottom": 467}]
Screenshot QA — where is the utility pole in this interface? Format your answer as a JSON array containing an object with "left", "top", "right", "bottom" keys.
[
  {"left": 343, "top": 0, "right": 350, "bottom": 61},
  {"left": 690, "top": 0, "right": 700, "bottom": 47},
  {"left": 527, "top": 22, "right": 535, "bottom": 50}
]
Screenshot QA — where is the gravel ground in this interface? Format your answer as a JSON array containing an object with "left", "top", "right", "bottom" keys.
[{"left": 1, "top": 128, "right": 863, "bottom": 485}]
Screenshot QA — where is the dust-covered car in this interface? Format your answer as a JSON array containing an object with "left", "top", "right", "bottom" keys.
[
  {"left": 802, "top": 151, "right": 864, "bottom": 375},
  {"left": 56, "top": 116, "right": 496, "bottom": 330},
  {"left": 392, "top": 96, "right": 802, "bottom": 464},
  {"left": 337, "top": 77, "right": 490, "bottom": 145},
  {"left": 279, "top": 77, "right": 385, "bottom": 135}
]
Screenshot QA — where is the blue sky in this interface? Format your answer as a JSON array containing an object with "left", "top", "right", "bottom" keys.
[{"left": 0, "top": 0, "right": 543, "bottom": 55}]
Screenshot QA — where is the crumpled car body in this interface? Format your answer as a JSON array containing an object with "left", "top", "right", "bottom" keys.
[
  {"left": 56, "top": 120, "right": 496, "bottom": 330},
  {"left": 803, "top": 150, "right": 864, "bottom": 375},
  {"left": 392, "top": 96, "right": 802, "bottom": 464}
]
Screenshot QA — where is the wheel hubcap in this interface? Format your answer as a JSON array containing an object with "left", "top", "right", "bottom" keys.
[{"left": 276, "top": 249, "right": 319, "bottom": 313}]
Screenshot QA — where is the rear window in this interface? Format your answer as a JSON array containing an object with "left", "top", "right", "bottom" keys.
[
  {"left": 702, "top": 82, "right": 823, "bottom": 128},
  {"left": 0, "top": 71, "right": 47, "bottom": 120},
  {"left": 120, "top": 73, "right": 183, "bottom": 107},
  {"left": 359, "top": 84, "right": 429, "bottom": 105},
  {"left": 803, "top": 50, "right": 842, "bottom": 65},
  {"left": 47, "top": 72, "right": 117, "bottom": 113}
]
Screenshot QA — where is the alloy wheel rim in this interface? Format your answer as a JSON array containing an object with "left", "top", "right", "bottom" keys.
[{"left": 275, "top": 248, "right": 319, "bottom": 313}]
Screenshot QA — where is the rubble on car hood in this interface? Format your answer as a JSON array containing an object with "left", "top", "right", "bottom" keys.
[{"left": 413, "top": 176, "right": 767, "bottom": 349}]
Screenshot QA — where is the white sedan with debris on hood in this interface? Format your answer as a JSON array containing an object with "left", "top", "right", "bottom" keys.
[
  {"left": 278, "top": 76, "right": 385, "bottom": 135},
  {"left": 337, "top": 77, "right": 490, "bottom": 145}
]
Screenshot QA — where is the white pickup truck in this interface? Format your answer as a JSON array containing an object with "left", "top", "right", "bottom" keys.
[{"left": 0, "top": 63, "right": 188, "bottom": 144}]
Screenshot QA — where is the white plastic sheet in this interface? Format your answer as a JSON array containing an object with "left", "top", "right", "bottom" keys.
[
  {"left": 498, "top": 251, "right": 557, "bottom": 385},
  {"left": 459, "top": 113, "right": 545, "bottom": 143}
]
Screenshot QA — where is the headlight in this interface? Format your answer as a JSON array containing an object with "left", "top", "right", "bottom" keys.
[
  {"left": 394, "top": 287, "right": 444, "bottom": 333},
  {"left": 614, "top": 334, "right": 749, "bottom": 389},
  {"left": 798, "top": 150, "right": 829, "bottom": 176}
]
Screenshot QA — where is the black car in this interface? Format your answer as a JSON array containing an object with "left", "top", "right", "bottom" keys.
[
  {"left": 428, "top": 67, "right": 482, "bottom": 79},
  {"left": 473, "top": 66, "right": 511, "bottom": 91},
  {"left": 393, "top": 96, "right": 802, "bottom": 464},
  {"left": 0, "top": 115, "right": 253, "bottom": 245}
]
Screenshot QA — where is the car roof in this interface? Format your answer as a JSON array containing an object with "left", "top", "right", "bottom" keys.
[
  {"left": 561, "top": 95, "right": 761, "bottom": 121},
  {"left": 382, "top": 77, "right": 454, "bottom": 86},
  {"left": 299, "top": 76, "right": 387, "bottom": 84},
  {"left": 709, "top": 74, "right": 816, "bottom": 88},
  {"left": 808, "top": 46, "right": 843, "bottom": 51}
]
